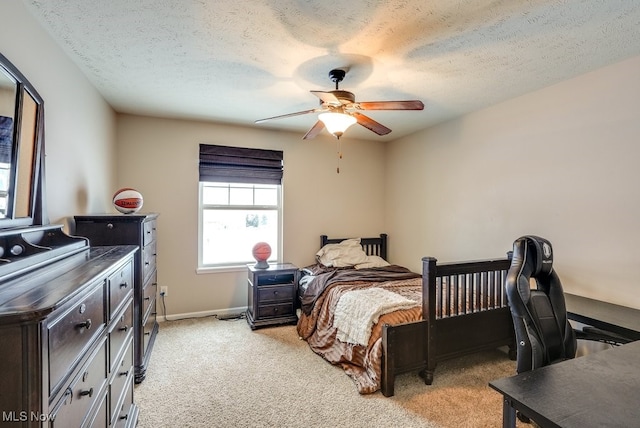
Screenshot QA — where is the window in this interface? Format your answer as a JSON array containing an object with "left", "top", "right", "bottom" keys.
[{"left": 198, "top": 144, "right": 283, "bottom": 269}]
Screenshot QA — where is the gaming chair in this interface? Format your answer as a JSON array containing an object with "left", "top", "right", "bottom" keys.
[{"left": 504, "top": 235, "right": 577, "bottom": 373}]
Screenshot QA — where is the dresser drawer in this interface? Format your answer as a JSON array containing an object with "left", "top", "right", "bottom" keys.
[
  {"left": 108, "top": 259, "right": 134, "bottom": 318},
  {"left": 143, "top": 219, "right": 157, "bottom": 246},
  {"left": 142, "top": 271, "right": 157, "bottom": 318},
  {"left": 50, "top": 338, "right": 108, "bottom": 428},
  {"left": 257, "top": 303, "right": 294, "bottom": 318},
  {"left": 109, "top": 338, "right": 134, "bottom": 424},
  {"left": 48, "top": 282, "right": 105, "bottom": 395},
  {"left": 257, "top": 284, "right": 295, "bottom": 303},
  {"left": 76, "top": 221, "right": 140, "bottom": 246},
  {"left": 108, "top": 300, "right": 133, "bottom": 372},
  {"left": 142, "top": 309, "right": 156, "bottom": 355},
  {"left": 113, "top": 372, "right": 135, "bottom": 428},
  {"left": 142, "top": 241, "right": 156, "bottom": 282}
]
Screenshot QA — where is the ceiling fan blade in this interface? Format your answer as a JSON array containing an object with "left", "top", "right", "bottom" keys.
[
  {"left": 353, "top": 112, "right": 392, "bottom": 136},
  {"left": 358, "top": 100, "right": 424, "bottom": 110},
  {"left": 310, "top": 90, "right": 341, "bottom": 105},
  {"left": 255, "top": 109, "right": 317, "bottom": 124},
  {"left": 302, "top": 120, "right": 325, "bottom": 140}
]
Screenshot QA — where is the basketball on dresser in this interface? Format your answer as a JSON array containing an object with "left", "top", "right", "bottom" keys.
[{"left": 113, "top": 188, "right": 143, "bottom": 214}]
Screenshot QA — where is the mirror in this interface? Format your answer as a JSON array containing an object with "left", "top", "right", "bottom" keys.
[{"left": 0, "top": 53, "right": 44, "bottom": 228}]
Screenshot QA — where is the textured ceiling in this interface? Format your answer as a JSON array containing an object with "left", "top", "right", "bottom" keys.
[{"left": 23, "top": 0, "right": 640, "bottom": 141}]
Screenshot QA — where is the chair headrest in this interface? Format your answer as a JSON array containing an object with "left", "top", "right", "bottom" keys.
[{"left": 513, "top": 235, "right": 554, "bottom": 277}]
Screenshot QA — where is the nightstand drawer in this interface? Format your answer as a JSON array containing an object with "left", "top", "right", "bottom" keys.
[
  {"left": 256, "top": 272, "right": 295, "bottom": 286},
  {"left": 257, "top": 284, "right": 295, "bottom": 303},
  {"left": 257, "top": 303, "right": 294, "bottom": 318}
]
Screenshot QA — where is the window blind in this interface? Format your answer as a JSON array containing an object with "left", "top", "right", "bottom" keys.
[{"left": 199, "top": 144, "right": 283, "bottom": 185}]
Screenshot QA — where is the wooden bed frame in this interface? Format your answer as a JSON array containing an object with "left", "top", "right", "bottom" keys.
[{"left": 320, "top": 234, "right": 516, "bottom": 397}]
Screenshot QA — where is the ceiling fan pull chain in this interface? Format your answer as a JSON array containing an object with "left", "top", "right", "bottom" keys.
[{"left": 336, "top": 140, "right": 343, "bottom": 174}]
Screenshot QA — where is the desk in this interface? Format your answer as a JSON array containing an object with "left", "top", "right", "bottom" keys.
[
  {"left": 564, "top": 293, "right": 640, "bottom": 341},
  {"left": 489, "top": 340, "right": 640, "bottom": 427}
]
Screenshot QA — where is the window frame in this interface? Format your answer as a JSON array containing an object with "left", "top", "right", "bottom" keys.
[{"left": 197, "top": 181, "right": 283, "bottom": 272}]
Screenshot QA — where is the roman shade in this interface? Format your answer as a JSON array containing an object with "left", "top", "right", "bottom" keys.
[{"left": 199, "top": 144, "right": 283, "bottom": 185}]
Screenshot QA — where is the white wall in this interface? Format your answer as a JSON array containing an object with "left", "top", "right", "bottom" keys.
[
  {"left": 387, "top": 54, "right": 640, "bottom": 309},
  {"left": 0, "top": 2, "right": 116, "bottom": 227},
  {"left": 115, "top": 115, "right": 386, "bottom": 316}
]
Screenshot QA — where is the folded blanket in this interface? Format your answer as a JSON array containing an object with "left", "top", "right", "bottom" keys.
[{"left": 333, "top": 287, "right": 419, "bottom": 346}]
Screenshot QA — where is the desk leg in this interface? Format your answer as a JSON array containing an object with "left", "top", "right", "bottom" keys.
[{"left": 502, "top": 397, "right": 516, "bottom": 428}]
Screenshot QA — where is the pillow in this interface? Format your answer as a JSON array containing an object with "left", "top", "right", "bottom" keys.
[
  {"left": 316, "top": 238, "right": 368, "bottom": 267},
  {"left": 354, "top": 255, "right": 391, "bottom": 269}
]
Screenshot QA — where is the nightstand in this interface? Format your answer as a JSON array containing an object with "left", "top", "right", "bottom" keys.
[{"left": 246, "top": 263, "right": 298, "bottom": 329}]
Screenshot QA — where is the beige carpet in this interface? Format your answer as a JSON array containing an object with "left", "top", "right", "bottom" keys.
[{"left": 135, "top": 316, "right": 524, "bottom": 427}]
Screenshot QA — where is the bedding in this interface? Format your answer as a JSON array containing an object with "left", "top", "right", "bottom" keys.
[
  {"left": 297, "top": 264, "right": 421, "bottom": 394},
  {"left": 334, "top": 287, "right": 419, "bottom": 346}
]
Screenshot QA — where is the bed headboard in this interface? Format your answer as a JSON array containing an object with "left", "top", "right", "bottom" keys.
[{"left": 320, "top": 234, "right": 388, "bottom": 260}]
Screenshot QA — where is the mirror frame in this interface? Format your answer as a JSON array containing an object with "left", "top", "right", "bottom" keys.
[{"left": 0, "top": 52, "right": 45, "bottom": 229}]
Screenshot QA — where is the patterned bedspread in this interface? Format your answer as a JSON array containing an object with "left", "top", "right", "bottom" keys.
[{"left": 297, "top": 267, "right": 423, "bottom": 394}]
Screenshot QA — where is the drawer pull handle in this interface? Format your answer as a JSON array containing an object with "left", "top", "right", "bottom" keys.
[
  {"left": 273, "top": 291, "right": 278, "bottom": 295},
  {"left": 144, "top": 331, "right": 151, "bottom": 336},
  {"left": 79, "top": 387, "right": 94, "bottom": 398},
  {"left": 144, "top": 296, "right": 151, "bottom": 301},
  {"left": 119, "top": 325, "right": 129, "bottom": 332},
  {"left": 120, "top": 281, "right": 128, "bottom": 289},
  {"left": 145, "top": 262, "right": 150, "bottom": 266},
  {"left": 76, "top": 319, "right": 92, "bottom": 330},
  {"left": 274, "top": 308, "right": 279, "bottom": 313},
  {"left": 120, "top": 414, "right": 129, "bottom": 421},
  {"left": 119, "top": 369, "right": 130, "bottom": 377},
  {"left": 107, "top": 223, "right": 114, "bottom": 229}
]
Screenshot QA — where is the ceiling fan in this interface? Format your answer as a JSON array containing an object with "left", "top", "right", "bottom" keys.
[{"left": 255, "top": 69, "right": 424, "bottom": 140}]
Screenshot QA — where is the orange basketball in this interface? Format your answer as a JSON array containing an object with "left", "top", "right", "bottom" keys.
[
  {"left": 252, "top": 242, "right": 272, "bottom": 262},
  {"left": 113, "top": 188, "right": 143, "bottom": 214}
]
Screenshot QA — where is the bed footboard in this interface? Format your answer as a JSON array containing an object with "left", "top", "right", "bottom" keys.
[
  {"left": 380, "top": 256, "right": 515, "bottom": 397},
  {"left": 381, "top": 320, "right": 428, "bottom": 397},
  {"left": 422, "top": 255, "right": 516, "bottom": 382}
]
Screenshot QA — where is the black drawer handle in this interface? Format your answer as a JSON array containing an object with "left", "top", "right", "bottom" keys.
[
  {"left": 119, "top": 369, "right": 130, "bottom": 377},
  {"left": 145, "top": 262, "right": 150, "bottom": 266},
  {"left": 144, "top": 296, "right": 151, "bottom": 301},
  {"left": 120, "top": 281, "right": 128, "bottom": 289},
  {"left": 144, "top": 331, "right": 151, "bottom": 336},
  {"left": 273, "top": 291, "right": 278, "bottom": 295},
  {"left": 76, "top": 319, "right": 92, "bottom": 330},
  {"left": 79, "top": 387, "right": 93, "bottom": 398},
  {"left": 119, "top": 325, "right": 129, "bottom": 332},
  {"left": 120, "top": 414, "right": 129, "bottom": 421}
]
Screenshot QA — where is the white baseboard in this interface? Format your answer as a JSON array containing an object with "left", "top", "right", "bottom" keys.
[{"left": 156, "top": 306, "right": 248, "bottom": 323}]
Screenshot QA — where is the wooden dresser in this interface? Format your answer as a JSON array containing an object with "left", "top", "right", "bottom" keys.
[
  {"left": 74, "top": 214, "right": 159, "bottom": 384},
  {"left": 0, "top": 227, "right": 138, "bottom": 427}
]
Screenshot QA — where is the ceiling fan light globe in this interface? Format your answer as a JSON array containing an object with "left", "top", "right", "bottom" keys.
[{"left": 318, "top": 112, "right": 356, "bottom": 138}]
